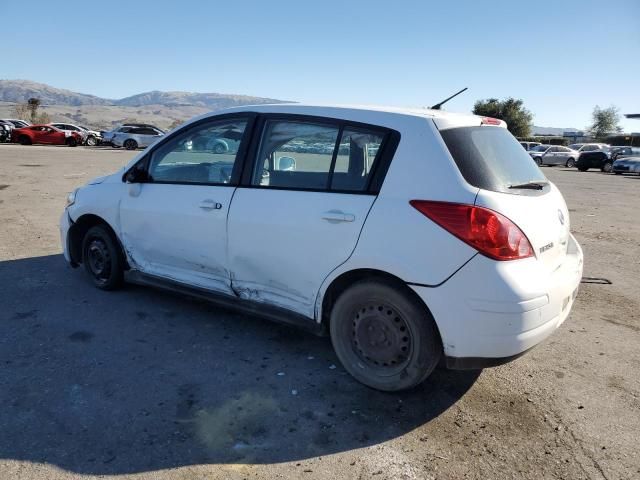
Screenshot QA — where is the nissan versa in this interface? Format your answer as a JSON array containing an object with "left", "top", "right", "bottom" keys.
[{"left": 60, "top": 105, "right": 584, "bottom": 391}]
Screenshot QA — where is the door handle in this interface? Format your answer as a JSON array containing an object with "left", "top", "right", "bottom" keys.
[
  {"left": 321, "top": 210, "right": 355, "bottom": 223},
  {"left": 199, "top": 199, "right": 222, "bottom": 210}
]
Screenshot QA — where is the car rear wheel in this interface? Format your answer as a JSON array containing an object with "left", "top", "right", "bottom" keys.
[
  {"left": 18, "top": 135, "right": 31, "bottom": 145},
  {"left": 85, "top": 136, "right": 98, "bottom": 146},
  {"left": 82, "top": 225, "right": 124, "bottom": 290},
  {"left": 565, "top": 158, "right": 576, "bottom": 168},
  {"left": 66, "top": 137, "right": 78, "bottom": 147},
  {"left": 124, "top": 139, "right": 138, "bottom": 150},
  {"left": 601, "top": 161, "right": 613, "bottom": 173},
  {"left": 534, "top": 157, "right": 542, "bottom": 166},
  {"left": 330, "top": 280, "right": 441, "bottom": 391}
]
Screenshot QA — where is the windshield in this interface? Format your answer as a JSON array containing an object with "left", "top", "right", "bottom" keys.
[{"left": 440, "top": 126, "right": 547, "bottom": 194}]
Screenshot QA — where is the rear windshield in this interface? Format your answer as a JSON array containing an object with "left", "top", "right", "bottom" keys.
[{"left": 440, "top": 126, "right": 546, "bottom": 193}]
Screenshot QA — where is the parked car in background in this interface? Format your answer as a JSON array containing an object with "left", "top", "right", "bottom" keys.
[
  {"left": 612, "top": 156, "right": 640, "bottom": 175},
  {"left": 1, "top": 119, "right": 31, "bottom": 129},
  {"left": 102, "top": 124, "right": 164, "bottom": 147},
  {"left": 575, "top": 150, "right": 613, "bottom": 172},
  {"left": 0, "top": 120, "right": 13, "bottom": 142},
  {"left": 11, "top": 125, "right": 83, "bottom": 146},
  {"left": 568, "top": 143, "right": 610, "bottom": 153},
  {"left": 529, "top": 145, "right": 579, "bottom": 167},
  {"left": 111, "top": 125, "right": 165, "bottom": 150},
  {"left": 610, "top": 146, "right": 640, "bottom": 160},
  {"left": 50, "top": 123, "right": 87, "bottom": 144},
  {"left": 60, "top": 104, "right": 583, "bottom": 391},
  {"left": 519, "top": 141, "right": 541, "bottom": 151},
  {"left": 50, "top": 123, "right": 103, "bottom": 146}
]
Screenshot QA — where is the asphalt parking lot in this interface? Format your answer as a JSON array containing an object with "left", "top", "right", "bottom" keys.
[{"left": 0, "top": 143, "right": 639, "bottom": 480}]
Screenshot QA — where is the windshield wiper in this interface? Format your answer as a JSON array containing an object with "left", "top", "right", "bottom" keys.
[{"left": 508, "top": 181, "right": 549, "bottom": 190}]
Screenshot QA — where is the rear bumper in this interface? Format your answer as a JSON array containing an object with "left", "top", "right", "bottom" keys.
[{"left": 411, "top": 234, "right": 583, "bottom": 366}]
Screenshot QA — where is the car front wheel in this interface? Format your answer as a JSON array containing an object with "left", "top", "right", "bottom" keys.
[
  {"left": 85, "top": 136, "right": 98, "bottom": 146},
  {"left": 82, "top": 225, "right": 124, "bottom": 290},
  {"left": 330, "top": 280, "right": 441, "bottom": 391},
  {"left": 565, "top": 158, "right": 575, "bottom": 168},
  {"left": 601, "top": 161, "right": 613, "bottom": 173}
]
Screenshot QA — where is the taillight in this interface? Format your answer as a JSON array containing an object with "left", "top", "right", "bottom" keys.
[{"left": 409, "top": 200, "right": 534, "bottom": 261}]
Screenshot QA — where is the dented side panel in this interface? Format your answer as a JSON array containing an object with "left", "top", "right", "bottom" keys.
[
  {"left": 227, "top": 189, "right": 375, "bottom": 319},
  {"left": 119, "top": 183, "right": 237, "bottom": 295}
]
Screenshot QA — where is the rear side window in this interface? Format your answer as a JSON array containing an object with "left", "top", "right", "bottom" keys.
[
  {"left": 440, "top": 126, "right": 546, "bottom": 194},
  {"left": 332, "top": 129, "right": 384, "bottom": 191},
  {"left": 251, "top": 119, "right": 387, "bottom": 192}
]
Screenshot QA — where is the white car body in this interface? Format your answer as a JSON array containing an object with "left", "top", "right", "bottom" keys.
[
  {"left": 50, "top": 123, "right": 89, "bottom": 143},
  {"left": 60, "top": 104, "right": 583, "bottom": 386},
  {"left": 111, "top": 126, "right": 165, "bottom": 149}
]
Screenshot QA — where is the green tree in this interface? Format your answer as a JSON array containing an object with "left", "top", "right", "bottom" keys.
[
  {"left": 12, "top": 98, "right": 49, "bottom": 124},
  {"left": 588, "top": 105, "right": 622, "bottom": 139},
  {"left": 472, "top": 97, "right": 533, "bottom": 137},
  {"left": 27, "top": 98, "right": 41, "bottom": 123}
]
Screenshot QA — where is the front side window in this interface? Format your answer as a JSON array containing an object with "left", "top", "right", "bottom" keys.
[{"left": 147, "top": 119, "right": 248, "bottom": 185}]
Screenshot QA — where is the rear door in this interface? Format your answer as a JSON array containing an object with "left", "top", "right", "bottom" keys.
[
  {"left": 227, "top": 116, "right": 393, "bottom": 318},
  {"left": 439, "top": 125, "right": 570, "bottom": 273},
  {"left": 119, "top": 115, "right": 253, "bottom": 293}
]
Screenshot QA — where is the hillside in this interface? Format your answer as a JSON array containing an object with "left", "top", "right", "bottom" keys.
[{"left": 0, "top": 79, "right": 286, "bottom": 129}]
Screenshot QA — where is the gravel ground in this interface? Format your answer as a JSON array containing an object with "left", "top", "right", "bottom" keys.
[{"left": 0, "top": 143, "right": 638, "bottom": 480}]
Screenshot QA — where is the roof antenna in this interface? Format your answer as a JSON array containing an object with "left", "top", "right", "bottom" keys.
[{"left": 430, "top": 87, "right": 468, "bottom": 110}]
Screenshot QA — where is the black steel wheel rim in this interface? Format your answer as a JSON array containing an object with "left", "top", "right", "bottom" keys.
[
  {"left": 351, "top": 303, "right": 413, "bottom": 373},
  {"left": 87, "top": 238, "right": 111, "bottom": 283}
]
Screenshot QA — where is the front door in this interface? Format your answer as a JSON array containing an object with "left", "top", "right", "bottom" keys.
[
  {"left": 119, "top": 116, "right": 252, "bottom": 294},
  {"left": 227, "top": 117, "right": 389, "bottom": 318}
]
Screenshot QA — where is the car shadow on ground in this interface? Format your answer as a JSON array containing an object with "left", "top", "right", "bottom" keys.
[{"left": 0, "top": 254, "right": 480, "bottom": 475}]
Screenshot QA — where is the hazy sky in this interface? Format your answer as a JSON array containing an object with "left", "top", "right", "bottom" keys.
[{"left": 3, "top": 0, "right": 639, "bottom": 130}]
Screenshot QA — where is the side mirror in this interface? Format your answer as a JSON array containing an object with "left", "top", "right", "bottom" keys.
[
  {"left": 276, "top": 156, "right": 296, "bottom": 171},
  {"left": 124, "top": 165, "right": 148, "bottom": 183}
]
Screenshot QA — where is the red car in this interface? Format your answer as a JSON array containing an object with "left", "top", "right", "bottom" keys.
[{"left": 11, "top": 125, "right": 82, "bottom": 147}]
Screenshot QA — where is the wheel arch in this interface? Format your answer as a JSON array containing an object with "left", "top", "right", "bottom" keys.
[
  {"left": 68, "top": 214, "right": 128, "bottom": 269},
  {"left": 318, "top": 268, "right": 443, "bottom": 345}
]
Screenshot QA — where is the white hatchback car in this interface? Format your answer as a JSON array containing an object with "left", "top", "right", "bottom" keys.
[{"left": 60, "top": 104, "right": 583, "bottom": 391}]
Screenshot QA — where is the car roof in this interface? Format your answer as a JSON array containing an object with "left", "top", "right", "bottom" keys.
[{"left": 188, "top": 103, "right": 500, "bottom": 130}]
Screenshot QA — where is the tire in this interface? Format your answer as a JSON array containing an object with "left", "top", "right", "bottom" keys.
[
  {"left": 212, "top": 142, "right": 227, "bottom": 154},
  {"left": 81, "top": 225, "right": 124, "bottom": 290},
  {"left": 330, "top": 280, "right": 441, "bottom": 391},
  {"left": 18, "top": 135, "right": 31, "bottom": 145},
  {"left": 565, "top": 158, "right": 576, "bottom": 168},
  {"left": 124, "top": 139, "right": 138, "bottom": 150},
  {"left": 534, "top": 157, "right": 542, "bottom": 166},
  {"left": 85, "top": 135, "right": 98, "bottom": 146},
  {"left": 578, "top": 166, "right": 588, "bottom": 172},
  {"left": 66, "top": 137, "right": 78, "bottom": 147},
  {"left": 601, "top": 161, "right": 613, "bottom": 173}
]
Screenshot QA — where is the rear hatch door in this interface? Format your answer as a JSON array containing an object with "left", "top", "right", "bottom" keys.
[{"left": 439, "top": 124, "right": 570, "bottom": 272}]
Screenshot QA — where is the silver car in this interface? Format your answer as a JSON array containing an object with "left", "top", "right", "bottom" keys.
[
  {"left": 612, "top": 156, "right": 640, "bottom": 175},
  {"left": 111, "top": 125, "right": 165, "bottom": 150},
  {"left": 529, "top": 145, "right": 580, "bottom": 167}
]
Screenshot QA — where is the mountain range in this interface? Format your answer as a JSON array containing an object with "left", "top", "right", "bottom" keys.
[
  {"left": 0, "top": 79, "right": 580, "bottom": 133},
  {"left": 0, "top": 79, "right": 285, "bottom": 129}
]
